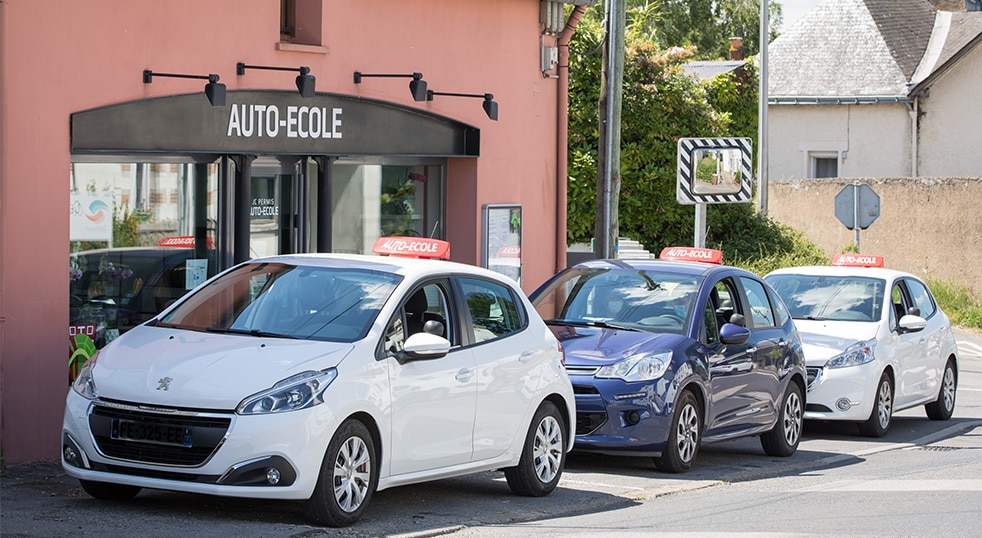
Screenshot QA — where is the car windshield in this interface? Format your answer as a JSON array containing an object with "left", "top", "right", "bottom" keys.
[
  {"left": 156, "top": 262, "right": 402, "bottom": 342},
  {"left": 766, "top": 274, "right": 885, "bottom": 322},
  {"left": 532, "top": 268, "right": 702, "bottom": 335}
]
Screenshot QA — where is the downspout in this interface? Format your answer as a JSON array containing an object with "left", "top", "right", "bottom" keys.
[
  {"left": 909, "top": 96, "right": 919, "bottom": 177},
  {"left": 556, "top": 5, "right": 586, "bottom": 273}
]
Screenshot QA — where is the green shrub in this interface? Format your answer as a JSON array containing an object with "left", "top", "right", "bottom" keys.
[{"left": 928, "top": 280, "right": 982, "bottom": 330}]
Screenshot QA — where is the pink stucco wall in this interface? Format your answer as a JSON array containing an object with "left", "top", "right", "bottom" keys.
[{"left": 0, "top": 0, "right": 567, "bottom": 463}]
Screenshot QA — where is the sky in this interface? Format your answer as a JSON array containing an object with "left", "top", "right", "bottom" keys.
[{"left": 779, "top": 0, "right": 823, "bottom": 30}]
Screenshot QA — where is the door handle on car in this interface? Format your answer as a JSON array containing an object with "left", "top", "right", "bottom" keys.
[
  {"left": 455, "top": 368, "right": 475, "bottom": 382},
  {"left": 746, "top": 346, "right": 757, "bottom": 354},
  {"left": 519, "top": 351, "right": 536, "bottom": 362}
]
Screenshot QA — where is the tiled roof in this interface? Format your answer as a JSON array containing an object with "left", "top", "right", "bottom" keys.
[
  {"left": 683, "top": 60, "right": 745, "bottom": 80},
  {"left": 768, "top": 0, "right": 935, "bottom": 98},
  {"left": 911, "top": 11, "right": 982, "bottom": 88}
]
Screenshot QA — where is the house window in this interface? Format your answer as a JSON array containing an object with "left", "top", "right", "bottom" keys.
[
  {"left": 810, "top": 153, "right": 839, "bottom": 178},
  {"left": 280, "top": 0, "right": 295, "bottom": 41},
  {"left": 279, "top": 0, "right": 323, "bottom": 46}
]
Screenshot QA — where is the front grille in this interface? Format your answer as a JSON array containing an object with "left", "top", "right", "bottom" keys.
[
  {"left": 565, "top": 365, "right": 599, "bottom": 376},
  {"left": 575, "top": 411, "right": 607, "bottom": 435},
  {"left": 89, "top": 404, "right": 231, "bottom": 466},
  {"left": 573, "top": 384, "right": 600, "bottom": 395}
]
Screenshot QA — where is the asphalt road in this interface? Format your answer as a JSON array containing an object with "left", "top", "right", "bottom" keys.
[{"left": 3, "top": 328, "right": 980, "bottom": 538}]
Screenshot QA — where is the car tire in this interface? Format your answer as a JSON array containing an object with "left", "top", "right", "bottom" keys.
[
  {"left": 654, "top": 390, "right": 701, "bottom": 473},
  {"left": 859, "top": 373, "right": 893, "bottom": 437},
  {"left": 925, "top": 358, "right": 957, "bottom": 421},
  {"left": 505, "top": 401, "right": 567, "bottom": 497},
  {"left": 79, "top": 479, "right": 141, "bottom": 500},
  {"left": 303, "top": 419, "right": 378, "bottom": 527},
  {"left": 760, "top": 382, "right": 803, "bottom": 457}
]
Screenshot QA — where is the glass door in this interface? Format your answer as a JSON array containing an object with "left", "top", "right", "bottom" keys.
[{"left": 250, "top": 157, "right": 304, "bottom": 257}]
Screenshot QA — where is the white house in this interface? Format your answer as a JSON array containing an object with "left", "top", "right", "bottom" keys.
[{"left": 767, "top": 0, "right": 982, "bottom": 179}]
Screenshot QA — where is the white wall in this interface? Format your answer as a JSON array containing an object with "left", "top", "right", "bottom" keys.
[
  {"left": 916, "top": 45, "right": 982, "bottom": 177},
  {"left": 767, "top": 103, "right": 911, "bottom": 180}
]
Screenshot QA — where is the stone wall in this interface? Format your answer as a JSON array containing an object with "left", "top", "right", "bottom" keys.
[{"left": 767, "top": 177, "right": 982, "bottom": 295}]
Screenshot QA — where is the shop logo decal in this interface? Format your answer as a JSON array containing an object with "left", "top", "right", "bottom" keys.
[{"left": 85, "top": 200, "right": 111, "bottom": 223}]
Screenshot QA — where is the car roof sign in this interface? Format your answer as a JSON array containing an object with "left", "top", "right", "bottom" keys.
[
  {"left": 372, "top": 237, "right": 451, "bottom": 260},
  {"left": 831, "top": 253, "right": 884, "bottom": 268},
  {"left": 659, "top": 247, "right": 723, "bottom": 265}
]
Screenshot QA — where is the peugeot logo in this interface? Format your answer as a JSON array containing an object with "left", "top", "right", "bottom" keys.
[{"left": 156, "top": 377, "right": 173, "bottom": 391}]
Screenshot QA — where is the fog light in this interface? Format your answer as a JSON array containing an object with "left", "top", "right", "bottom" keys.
[
  {"left": 63, "top": 445, "right": 80, "bottom": 467},
  {"left": 836, "top": 398, "right": 852, "bottom": 411},
  {"left": 266, "top": 467, "right": 281, "bottom": 485},
  {"left": 625, "top": 410, "right": 641, "bottom": 425}
]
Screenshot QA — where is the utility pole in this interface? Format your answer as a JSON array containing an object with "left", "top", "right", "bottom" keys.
[
  {"left": 758, "top": 0, "right": 769, "bottom": 215},
  {"left": 595, "top": 0, "right": 625, "bottom": 259}
]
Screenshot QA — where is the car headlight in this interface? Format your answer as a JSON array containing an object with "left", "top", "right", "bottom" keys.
[
  {"left": 826, "top": 339, "right": 876, "bottom": 369},
  {"left": 72, "top": 352, "right": 99, "bottom": 400},
  {"left": 595, "top": 351, "right": 672, "bottom": 382},
  {"left": 237, "top": 368, "right": 338, "bottom": 415}
]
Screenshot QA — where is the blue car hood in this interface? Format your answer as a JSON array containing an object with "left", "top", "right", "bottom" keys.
[{"left": 549, "top": 324, "right": 684, "bottom": 367}]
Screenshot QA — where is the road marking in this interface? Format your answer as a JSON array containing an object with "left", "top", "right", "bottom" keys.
[
  {"left": 957, "top": 340, "right": 982, "bottom": 357},
  {"left": 814, "top": 479, "right": 982, "bottom": 492}
]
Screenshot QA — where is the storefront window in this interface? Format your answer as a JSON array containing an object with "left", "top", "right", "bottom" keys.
[
  {"left": 331, "top": 162, "right": 445, "bottom": 254},
  {"left": 69, "top": 162, "right": 218, "bottom": 369}
]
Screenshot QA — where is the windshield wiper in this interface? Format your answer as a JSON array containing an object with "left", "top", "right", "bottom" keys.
[
  {"left": 206, "top": 327, "right": 298, "bottom": 339},
  {"left": 546, "top": 319, "right": 639, "bottom": 332}
]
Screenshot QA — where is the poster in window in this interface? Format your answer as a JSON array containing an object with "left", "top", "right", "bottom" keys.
[{"left": 483, "top": 204, "right": 521, "bottom": 284}]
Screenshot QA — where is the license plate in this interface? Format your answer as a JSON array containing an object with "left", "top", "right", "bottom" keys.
[{"left": 111, "top": 418, "right": 193, "bottom": 447}]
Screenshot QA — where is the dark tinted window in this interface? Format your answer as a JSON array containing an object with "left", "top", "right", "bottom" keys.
[{"left": 459, "top": 277, "right": 525, "bottom": 343}]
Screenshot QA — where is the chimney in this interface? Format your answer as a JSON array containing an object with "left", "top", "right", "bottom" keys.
[{"left": 729, "top": 37, "right": 744, "bottom": 60}]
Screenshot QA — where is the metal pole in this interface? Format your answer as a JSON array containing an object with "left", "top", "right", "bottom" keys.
[
  {"left": 853, "top": 182, "right": 861, "bottom": 251},
  {"left": 596, "top": 0, "right": 624, "bottom": 259},
  {"left": 694, "top": 203, "right": 707, "bottom": 248},
  {"left": 758, "top": 0, "right": 769, "bottom": 215}
]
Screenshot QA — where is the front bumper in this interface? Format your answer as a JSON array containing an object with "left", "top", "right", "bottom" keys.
[
  {"left": 61, "top": 390, "right": 339, "bottom": 500},
  {"left": 803, "top": 361, "right": 882, "bottom": 422},
  {"left": 570, "top": 378, "right": 674, "bottom": 456}
]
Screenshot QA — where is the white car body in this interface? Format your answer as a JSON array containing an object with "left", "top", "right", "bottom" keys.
[
  {"left": 765, "top": 265, "right": 957, "bottom": 427},
  {"left": 62, "top": 252, "right": 575, "bottom": 525}
]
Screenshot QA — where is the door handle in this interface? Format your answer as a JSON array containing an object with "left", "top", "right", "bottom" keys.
[
  {"left": 519, "top": 351, "right": 536, "bottom": 362},
  {"left": 746, "top": 346, "right": 757, "bottom": 354},
  {"left": 455, "top": 368, "right": 474, "bottom": 382}
]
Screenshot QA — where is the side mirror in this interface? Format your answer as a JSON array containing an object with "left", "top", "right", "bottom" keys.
[
  {"left": 898, "top": 314, "right": 926, "bottom": 334},
  {"left": 719, "top": 323, "right": 751, "bottom": 345},
  {"left": 403, "top": 332, "right": 451, "bottom": 361}
]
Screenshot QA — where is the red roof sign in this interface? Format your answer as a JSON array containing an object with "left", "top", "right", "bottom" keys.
[
  {"left": 158, "top": 235, "right": 214, "bottom": 249},
  {"left": 372, "top": 237, "right": 451, "bottom": 260},
  {"left": 831, "top": 254, "right": 884, "bottom": 268},
  {"left": 659, "top": 247, "right": 723, "bottom": 265}
]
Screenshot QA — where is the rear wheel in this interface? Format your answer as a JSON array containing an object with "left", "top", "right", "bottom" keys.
[
  {"left": 859, "top": 373, "right": 893, "bottom": 437},
  {"left": 925, "top": 359, "right": 957, "bottom": 420},
  {"left": 761, "top": 382, "right": 803, "bottom": 457},
  {"left": 79, "top": 479, "right": 141, "bottom": 500},
  {"left": 654, "top": 391, "right": 701, "bottom": 473},
  {"left": 303, "top": 419, "right": 377, "bottom": 527},
  {"left": 505, "top": 401, "right": 567, "bottom": 496}
]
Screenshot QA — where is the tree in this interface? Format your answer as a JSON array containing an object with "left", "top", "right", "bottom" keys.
[
  {"left": 652, "top": 0, "right": 783, "bottom": 59},
  {"left": 568, "top": 3, "right": 802, "bottom": 262}
]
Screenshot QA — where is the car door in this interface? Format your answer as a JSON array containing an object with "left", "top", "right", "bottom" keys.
[
  {"left": 457, "top": 276, "right": 542, "bottom": 463},
  {"left": 705, "top": 277, "right": 759, "bottom": 435},
  {"left": 736, "top": 276, "right": 786, "bottom": 427},
  {"left": 383, "top": 280, "right": 478, "bottom": 476},
  {"left": 897, "top": 278, "right": 945, "bottom": 402}
]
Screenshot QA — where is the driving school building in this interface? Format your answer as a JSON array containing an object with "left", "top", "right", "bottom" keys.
[{"left": 0, "top": 0, "right": 591, "bottom": 464}]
